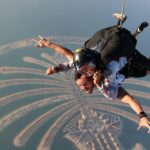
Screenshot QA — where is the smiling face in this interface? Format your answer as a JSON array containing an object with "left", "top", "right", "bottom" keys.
[{"left": 76, "top": 74, "right": 94, "bottom": 94}]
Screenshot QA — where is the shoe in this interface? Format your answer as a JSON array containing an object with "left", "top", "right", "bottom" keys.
[
  {"left": 113, "top": 13, "right": 127, "bottom": 24},
  {"left": 138, "top": 22, "right": 149, "bottom": 32}
]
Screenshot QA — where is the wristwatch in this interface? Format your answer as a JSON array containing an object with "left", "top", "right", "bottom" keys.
[{"left": 138, "top": 111, "right": 147, "bottom": 119}]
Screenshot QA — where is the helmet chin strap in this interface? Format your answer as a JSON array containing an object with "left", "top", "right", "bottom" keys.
[{"left": 76, "top": 66, "right": 80, "bottom": 71}]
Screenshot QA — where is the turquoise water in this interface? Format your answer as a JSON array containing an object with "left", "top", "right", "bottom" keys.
[{"left": 0, "top": 0, "right": 150, "bottom": 150}]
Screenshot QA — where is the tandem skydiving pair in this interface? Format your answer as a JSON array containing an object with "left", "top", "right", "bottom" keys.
[{"left": 34, "top": 13, "right": 150, "bottom": 133}]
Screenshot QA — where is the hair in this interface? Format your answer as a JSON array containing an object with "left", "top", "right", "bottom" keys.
[{"left": 74, "top": 71, "right": 82, "bottom": 81}]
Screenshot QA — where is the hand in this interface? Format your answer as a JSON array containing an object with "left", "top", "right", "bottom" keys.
[
  {"left": 137, "top": 116, "right": 150, "bottom": 133},
  {"left": 34, "top": 35, "right": 50, "bottom": 48},
  {"left": 46, "top": 67, "right": 54, "bottom": 76},
  {"left": 93, "top": 70, "right": 102, "bottom": 86}
]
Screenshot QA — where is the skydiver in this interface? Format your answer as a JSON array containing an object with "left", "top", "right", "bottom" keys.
[{"left": 34, "top": 13, "right": 150, "bottom": 132}]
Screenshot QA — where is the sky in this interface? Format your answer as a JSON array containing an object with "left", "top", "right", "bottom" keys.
[{"left": 0, "top": 0, "right": 150, "bottom": 150}]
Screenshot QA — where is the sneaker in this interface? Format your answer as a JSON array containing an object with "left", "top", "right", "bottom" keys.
[
  {"left": 138, "top": 22, "right": 149, "bottom": 32},
  {"left": 113, "top": 13, "right": 127, "bottom": 23}
]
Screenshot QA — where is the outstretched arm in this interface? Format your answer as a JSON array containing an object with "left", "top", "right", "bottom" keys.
[
  {"left": 46, "top": 62, "right": 74, "bottom": 76},
  {"left": 34, "top": 36, "right": 74, "bottom": 61},
  {"left": 118, "top": 87, "right": 150, "bottom": 133}
]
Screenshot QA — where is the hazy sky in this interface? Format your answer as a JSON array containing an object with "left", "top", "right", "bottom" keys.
[{"left": 0, "top": 0, "right": 149, "bottom": 53}]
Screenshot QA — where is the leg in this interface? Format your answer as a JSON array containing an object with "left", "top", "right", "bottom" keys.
[
  {"left": 132, "top": 22, "right": 149, "bottom": 37},
  {"left": 122, "top": 50, "right": 150, "bottom": 78},
  {"left": 113, "top": 13, "right": 127, "bottom": 26},
  {"left": 133, "top": 50, "right": 150, "bottom": 71}
]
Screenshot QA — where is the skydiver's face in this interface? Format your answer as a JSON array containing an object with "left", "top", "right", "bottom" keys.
[
  {"left": 79, "top": 62, "right": 96, "bottom": 77},
  {"left": 76, "top": 75, "right": 94, "bottom": 94}
]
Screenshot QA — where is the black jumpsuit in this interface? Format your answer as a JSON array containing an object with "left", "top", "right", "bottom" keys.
[{"left": 84, "top": 25, "right": 150, "bottom": 78}]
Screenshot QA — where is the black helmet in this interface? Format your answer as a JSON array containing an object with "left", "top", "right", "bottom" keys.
[
  {"left": 73, "top": 47, "right": 105, "bottom": 71},
  {"left": 73, "top": 48, "right": 96, "bottom": 70}
]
